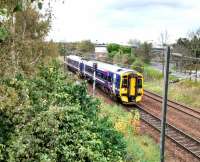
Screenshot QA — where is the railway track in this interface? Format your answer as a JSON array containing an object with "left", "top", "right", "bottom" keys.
[
  {"left": 144, "top": 90, "right": 200, "bottom": 120},
  {"left": 66, "top": 63, "right": 200, "bottom": 161},
  {"left": 86, "top": 82, "right": 200, "bottom": 161},
  {"left": 135, "top": 104, "right": 200, "bottom": 161},
  {"left": 91, "top": 86, "right": 200, "bottom": 161}
]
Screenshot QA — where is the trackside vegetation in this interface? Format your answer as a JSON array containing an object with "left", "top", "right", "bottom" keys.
[
  {"left": 100, "top": 103, "right": 160, "bottom": 162},
  {"left": 0, "top": 61, "right": 127, "bottom": 162},
  {"left": 143, "top": 65, "right": 200, "bottom": 109}
]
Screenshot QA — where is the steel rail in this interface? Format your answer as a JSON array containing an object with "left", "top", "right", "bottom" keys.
[
  {"left": 66, "top": 64, "right": 200, "bottom": 160},
  {"left": 144, "top": 90, "right": 200, "bottom": 120},
  {"left": 135, "top": 104, "right": 200, "bottom": 160}
]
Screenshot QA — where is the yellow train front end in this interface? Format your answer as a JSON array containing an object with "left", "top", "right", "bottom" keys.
[{"left": 119, "top": 72, "right": 143, "bottom": 104}]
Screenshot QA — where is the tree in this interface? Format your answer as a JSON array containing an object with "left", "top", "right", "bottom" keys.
[
  {"left": 58, "top": 43, "right": 67, "bottom": 56},
  {"left": 76, "top": 40, "right": 95, "bottom": 56},
  {"left": 173, "top": 28, "right": 200, "bottom": 81},
  {"left": 0, "top": 1, "right": 58, "bottom": 77},
  {"left": 173, "top": 38, "right": 191, "bottom": 72},
  {"left": 0, "top": 62, "right": 127, "bottom": 161},
  {"left": 107, "top": 43, "right": 120, "bottom": 54},
  {"left": 189, "top": 28, "right": 200, "bottom": 81},
  {"left": 136, "top": 42, "right": 152, "bottom": 64}
]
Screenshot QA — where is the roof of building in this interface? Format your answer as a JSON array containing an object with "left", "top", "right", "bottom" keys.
[{"left": 95, "top": 46, "right": 108, "bottom": 53}]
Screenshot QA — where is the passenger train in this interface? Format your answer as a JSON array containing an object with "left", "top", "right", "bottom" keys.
[{"left": 64, "top": 55, "right": 144, "bottom": 103}]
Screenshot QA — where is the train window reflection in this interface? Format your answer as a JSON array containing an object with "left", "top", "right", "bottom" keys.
[
  {"left": 137, "top": 79, "right": 142, "bottom": 88},
  {"left": 122, "top": 77, "right": 128, "bottom": 88}
]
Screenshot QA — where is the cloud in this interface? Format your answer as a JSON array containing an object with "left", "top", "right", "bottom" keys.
[
  {"left": 110, "top": 0, "right": 190, "bottom": 11},
  {"left": 46, "top": 0, "right": 200, "bottom": 44}
]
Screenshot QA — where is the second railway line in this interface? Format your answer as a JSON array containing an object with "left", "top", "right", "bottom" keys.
[
  {"left": 144, "top": 90, "right": 200, "bottom": 120},
  {"left": 64, "top": 56, "right": 200, "bottom": 161},
  {"left": 135, "top": 104, "right": 200, "bottom": 161},
  {"left": 87, "top": 84, "right": 200, "bottom": 162}
]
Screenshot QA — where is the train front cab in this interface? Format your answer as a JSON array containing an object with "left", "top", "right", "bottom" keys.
[{"left": 120, "top": 72, "right": 143, "bottom": 103}]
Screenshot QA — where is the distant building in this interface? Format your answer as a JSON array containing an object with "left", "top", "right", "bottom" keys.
[{"left": 95, "top": 44, "right": 108, "bottom": 59}]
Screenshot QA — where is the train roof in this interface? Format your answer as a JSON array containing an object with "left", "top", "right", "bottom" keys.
[
  {"left": 67, "top": 55, "right": 82, "bottom": 62},
  {"left": 85, "top": 60, "right": 136, "bottom": 75},
  {"left": 67, "top": 55, "right": 138, "bottom": 75}
]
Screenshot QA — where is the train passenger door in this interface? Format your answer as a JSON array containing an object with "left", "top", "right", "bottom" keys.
[
  {"left": 112, "top": 74, "right": 116, "bottom": 94},
  {"left": 80, "top": 62, "right": 83, "bottom": 73},
  {"left": 129, "top": 77, "right": 136, "bottom": 96}
]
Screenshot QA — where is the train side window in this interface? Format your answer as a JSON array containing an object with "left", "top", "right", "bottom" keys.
[
  {"left": 122, "top": 77, "right": 128, "bottom": 88},
  {"left": 86, "top": 66, "right": 92, "bottom": 73},
  {"left": 137, "top": 78, "right": 142, "bottom": 88},
  {"left": 108, "top": 76, "right": 112, "bottom": 82},
  {"left": 116, "top": 76, "right": 120, "bottom": 88},
  {"left": 96, "top": 71, "right": 102, "bottom": 78},
  {"left": 103, "top": 75, "right": 107, "bottom": 80}
]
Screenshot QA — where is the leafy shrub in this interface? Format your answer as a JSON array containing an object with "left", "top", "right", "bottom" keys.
[
  {"left": 108, "top": 50, "right": 119, "bottom": 59},
  {"left": 0, "top": 61, "right": 126, "bottom": 162},
  {"left": 131, "top": 58, "right": 144, "bottom": 73},
  {"left": 107, "top": 43, "right": 120, "bottom": 53},
  {"left": 100, "top": 104, "right": 160, "bottom": 162},
  {"left": 107, "top": 43, "right": 132, "bottom": 62}
]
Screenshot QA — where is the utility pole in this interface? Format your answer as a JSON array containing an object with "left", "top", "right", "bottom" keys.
[
  {"left": 93, "top": 63, "right": 97, "bottom": 96},
  {"left": 160, "top": 46, "right": 171, "bottom": 162}
]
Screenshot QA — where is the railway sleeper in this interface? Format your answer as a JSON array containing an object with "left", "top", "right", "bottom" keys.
[
  {"left": 151, "top": 123, "right": 161, "bottom": 128},
  {"left": 187, "top": 145, "right": 200, "bottom": 151},
  {"left": 167, "top": 130, "right": 182, "bottom": 136},
  {"left": 173, "top": 136, "right": 185, "bottom": 141},
  {"left": 152, "top": 123, "right": 161, "bottom": 128},
  {"left": 194, "top": 150, "right": 200, "bottom": 153},
  {"left": 148, "top": 119, "right": 159, "bottom": 123},
  {"left": 141, "top": 115, "right": 149, "bottom": 119},
  {"left": 168, "top": 134, "right": 183, "bottom": 139},
  {"left": 179, "top": 140, "right": 195, "bottom": 146},
  {"left": 174, "top": 139, "right": 187, "bottom": 143},
  {"left": 142, "top": 116, "right": 153, "bottom": 121},
  {"left": 166, "top": 130, "right": 179, "bottom": 136},
  {"left": 184, "top": 142, "right": 199, "bottom": 147}
]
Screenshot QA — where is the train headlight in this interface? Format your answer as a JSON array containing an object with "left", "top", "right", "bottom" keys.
[
  {"left": 122, "top": 88, "right": 126, "bottom": 91},
  {"left": 138, "top": 88, "right": 142, "bottom": 94}
]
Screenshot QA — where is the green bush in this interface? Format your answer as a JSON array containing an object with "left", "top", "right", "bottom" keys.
[
  {"left": 108, "top": 50, "right": 118, "bottom": 59},
  {"left": 107, "top": 43, "right": 120, "bottom": 53},
  {"left": 0, "top": 61, "right": 126, "bottom": 162},
  {"left": 100, "top": 104, "right": 160, "bottom": 162},
  {"left": 120, "top": 46, "right": 131, "bottom": 54},
  {"left": 107, "top": 43, "right": 132, "bottom": 61},
  {"left": 131, "top": 58, "right": 144, "bottom": 73}
]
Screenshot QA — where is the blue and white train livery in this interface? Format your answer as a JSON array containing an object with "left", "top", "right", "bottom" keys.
[{"left": 64, "top": 55, "right": 144, "bottom": 103}]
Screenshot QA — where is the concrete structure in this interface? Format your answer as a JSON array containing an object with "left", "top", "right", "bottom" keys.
[{"left": 95, "top": 44, "right": 108, "bottom": 59}]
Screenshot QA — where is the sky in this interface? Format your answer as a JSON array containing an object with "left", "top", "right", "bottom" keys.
[{"left": 47, "top": 0, "right": 200, "bottom": 44}]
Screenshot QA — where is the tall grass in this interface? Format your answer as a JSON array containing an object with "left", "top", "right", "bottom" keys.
[
  {"left": 142, "top": 65, "right": 200, "bottom": 108},
  {"left": 168, "top": 80, "right": 200, "bottom": 109},
  {"left": 100, "top": 103, "right": 160, "bottom": 162},
  {"left": 143, "top": 65, "right": 163, "bottom": 81},
  {"left": 144, "top": 79, "right": 200, "bottom": 109}
]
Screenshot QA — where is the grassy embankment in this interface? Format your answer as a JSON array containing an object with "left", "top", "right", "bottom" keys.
[
  {"left": 61, "top": 58, "right": 160, "bottom": 162},
  {"left": 143, "top": 65, "right": 200, "bottom": 109},
  {"left": 100, "top": 103, "right": 160, "bottom": 162}
]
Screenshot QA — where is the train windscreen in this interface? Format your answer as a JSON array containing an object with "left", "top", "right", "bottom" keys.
[{"left": 137, "top": 78, "right": 142, "bottom": 88}]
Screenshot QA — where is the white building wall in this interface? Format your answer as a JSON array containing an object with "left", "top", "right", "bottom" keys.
[{"left": 95, "top": 47, "right": 108, "bottom": 53}]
